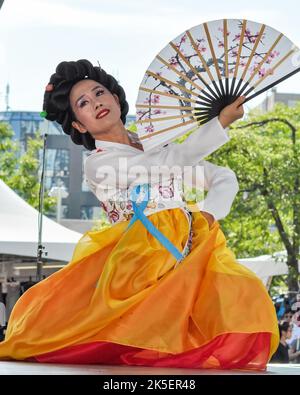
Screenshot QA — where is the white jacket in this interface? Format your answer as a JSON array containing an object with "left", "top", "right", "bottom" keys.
[{"left": 84, "top": 116, "right": 239, "bottom": 222}]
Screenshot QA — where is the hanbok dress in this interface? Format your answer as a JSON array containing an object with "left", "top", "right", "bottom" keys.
[{"left": 0, "top": 117, "right": 278, "bottom": 370}]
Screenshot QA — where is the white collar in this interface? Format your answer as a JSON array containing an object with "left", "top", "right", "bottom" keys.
[
  {"left": 95, "top": 131, "right": 143, "bottom": 152},
  {"left": 95, "top": 138, "right": 142, "bottom": 152}
]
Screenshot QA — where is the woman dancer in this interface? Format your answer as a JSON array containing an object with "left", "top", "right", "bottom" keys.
[{"left": 0, "top": 59, "right": 278, "bottom": 370}]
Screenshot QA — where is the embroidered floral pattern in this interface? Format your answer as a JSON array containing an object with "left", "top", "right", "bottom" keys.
[{"left": 100, "top": 177, "right": 185, "bottom": 224}]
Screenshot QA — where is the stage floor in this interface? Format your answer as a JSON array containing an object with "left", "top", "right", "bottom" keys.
[{"left": 0, "top": 361, "right": 299, "bottom": 375}]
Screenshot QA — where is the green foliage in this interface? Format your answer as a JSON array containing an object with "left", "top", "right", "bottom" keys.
[
  {"left": 0, "top": 123, "right": 55, "bottom": 210},
  {"left": 91, "top": 209, "right": 112, "bottom": 231},
  {"left": 127, "top": 122, "right": 137, "bottom": 133},
  {"left": 0, "top": 122, "right": 18, "bottom": 180},
  {"left": 207, "top": 103, "right": 300, "bottom": 291},
  {"left": 207, "top": 103, "right": 300, "bottom": 257},
  {"left": 269, "top": 275, "right": 289, "bottom": 298}
]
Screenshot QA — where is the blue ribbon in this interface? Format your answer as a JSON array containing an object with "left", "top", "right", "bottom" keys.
[{"left": 126, "top": 184, "right": 183, "bottom": 261}]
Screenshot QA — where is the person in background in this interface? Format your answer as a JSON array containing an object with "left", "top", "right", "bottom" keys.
[
  {"left": 289, "top": 336, "right": 300, "bottom": 363},
  {"left": 282, "top": 310, "right": 293, "bottom": 324},
  {"left": 291, "top": 293, "right": 300, "bottom": 313},
  {"left": 5, "top": 278, "right": 21, "bottom": 323},
  {"left": 270, "top": 321, "right": 292, "bottom": 363},
  {"left": 0, "top": 301, "right": 6, "bottom": 342},
  {"left": 20, "top": 276, "right": 37, "bottom": 295},
  {"left": 286, "top": 311, "right": 300, "bottom": 347},
  {"left": 275, "top": 296, "right": 286, "bottom": 320}
]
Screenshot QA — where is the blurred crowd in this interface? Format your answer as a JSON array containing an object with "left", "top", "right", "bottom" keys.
[
  {"left": 270, "top": 292, "right": 300, "bottom": 363},
  {"left": 0, "top": 276, "right": 39, "bottom": 341}
]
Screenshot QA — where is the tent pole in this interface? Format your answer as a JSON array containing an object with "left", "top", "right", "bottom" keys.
[{"left": 36, "top": 132, "right": 48, "bottom": 282}]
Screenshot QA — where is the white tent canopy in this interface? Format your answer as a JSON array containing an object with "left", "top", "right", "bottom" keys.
[
  {"left": 0, "top": 179, "right": 82, "bottom": 262},
  {"left": 238, "top": 251, "right": 300, "bottom": 286}
]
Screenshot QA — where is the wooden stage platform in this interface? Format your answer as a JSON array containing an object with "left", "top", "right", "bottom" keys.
[{"left": 0, "top": 361, "right": 299, "bottom": 375}]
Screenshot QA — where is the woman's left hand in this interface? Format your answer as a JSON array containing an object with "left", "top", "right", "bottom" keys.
[
  {"left": 200, "top": 211, "right": 215, "bottom": 228},
  {"left": 218, "top": 96, "right": 245, "bottom": 128}
]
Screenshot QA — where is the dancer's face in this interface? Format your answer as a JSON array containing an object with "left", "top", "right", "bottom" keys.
[{"left": 69, "top": 79, "right": 123, "bottom": 138}]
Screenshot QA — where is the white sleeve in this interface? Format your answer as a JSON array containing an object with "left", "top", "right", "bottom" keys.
[
  {"left": 184, "top": 160, "right": 239, "bottom": 220},
  {"left": 85, "top": 116, "right": 230, "bottom": 193}
]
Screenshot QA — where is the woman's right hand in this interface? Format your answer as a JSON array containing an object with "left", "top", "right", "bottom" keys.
[{"left": 218, "top": 96, "right": 245, "bottom": 128}]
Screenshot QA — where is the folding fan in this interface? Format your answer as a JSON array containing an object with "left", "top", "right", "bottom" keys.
[{"left": 135, "top": 19, "right": 300, "bottom": 151}]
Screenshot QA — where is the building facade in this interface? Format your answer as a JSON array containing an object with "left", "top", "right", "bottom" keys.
[{"left": 258, "top": 88, "right": 300, "bottom": 112}]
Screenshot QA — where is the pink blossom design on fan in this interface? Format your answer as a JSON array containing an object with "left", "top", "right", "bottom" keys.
[
  {"left": 152, "top": 94, "right": 160, "bottom": 104},
  {"left": 231, "top": 49, "right": 238, "bottom": 58},
  {"left": 249, "top": 64, "right": 266, "bottom": 76},
  {"left": 218, "top": 27, "right": 230, "bottom": 36},
  {"left": 266, "top": 50, "right": 280, "bottom": 63},
  {"left": 198, "top": 45, "right": 207, "bottom": 53},
  {"left": 249, "top": 48, "right": 280, "bottom": 77},
  {"left": 175, "top": 34, "right": 187, "bottom": 48},
  {"left": 138, "top": 93, "right": 166, "bottom": 124},
  {"left": 216, "top": 27, "right": 231, "bottom": 49},
  {"left": 196, "top": 38, "right": 207, "bottom": 53},
  {"left": 142, "top": 95, "right": 160, "bottom": 105},
  {"left": 150, "top": 72, "right": 163, "bottom": 80},
  {"left": 226, "top": 22, "right": 268, "bottom": 76},
  {"left": 169, "top": 56, "right": 179, "bottom": 67},
  {"left": 244, "top": 29, "right": 265, "bottom": 43},
  {"left": 169, "top": 51, "right": 186, "bottom": 68},
  {"left": 144, "top": 125, "right": 154, "bottom": 134}
]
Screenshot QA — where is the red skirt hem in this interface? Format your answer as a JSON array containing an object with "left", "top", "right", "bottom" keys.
[{"left": 27, "top": 332, "right": 271, "bottom": 370}]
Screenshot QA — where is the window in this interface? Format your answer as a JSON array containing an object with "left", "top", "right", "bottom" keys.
[
  {"left": 44, "top": 148, "right": 70, "bottom": 191},
  {"left": 46, "top": 204, "right": 69, "bottom": 220},
  {"left": 80, "top": 205, "right": 101, "bottom": 220}
]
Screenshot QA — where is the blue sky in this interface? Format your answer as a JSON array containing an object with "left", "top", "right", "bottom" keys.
[{"left": 0, "top": 0, "right": 300, "bottom": 114}]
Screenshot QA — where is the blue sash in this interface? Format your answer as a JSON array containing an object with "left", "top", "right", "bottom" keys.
[{"left": 126, "top": 184, "right": 183, "bottom": 261}]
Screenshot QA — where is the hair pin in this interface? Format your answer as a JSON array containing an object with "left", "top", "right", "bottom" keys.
[
  {"left": 40, "top": 111, "right": 48, "bottom": 118},
  {"left": 45, "top": 83, "right": 54, "bottom": 92},
  {"left": 97, "top": 60, "right": 102, "bottom": 71}
]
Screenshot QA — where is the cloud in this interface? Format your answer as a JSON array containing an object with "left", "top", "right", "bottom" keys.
[{"left": 1, "top": 0, "right": 299, "bottom": 112}]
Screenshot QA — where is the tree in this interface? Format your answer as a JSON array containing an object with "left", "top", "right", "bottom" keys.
[
  {"left": 206, "top": 103, "right": 300, "bottom": 292},
  {"left": 0, "top": 122, "right": 18, "bottom": 180},
  {"left": 0, "top": 122, "right": 55, "bottom": 211}
]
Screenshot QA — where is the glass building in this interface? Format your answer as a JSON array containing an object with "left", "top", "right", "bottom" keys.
[{"left": 0, "top": 111, "right": 136, "bottom": 220}]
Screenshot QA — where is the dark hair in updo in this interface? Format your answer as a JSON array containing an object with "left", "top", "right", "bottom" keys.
[{"left": 43, "top": 59, "right": 129, "bottom": 150}]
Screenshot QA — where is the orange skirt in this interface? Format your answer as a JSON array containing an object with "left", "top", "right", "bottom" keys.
[{"left": 0, "top": 209, "right": 279, "bottom": 370}]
